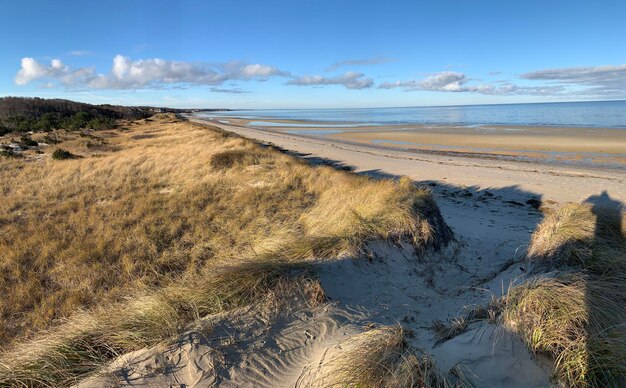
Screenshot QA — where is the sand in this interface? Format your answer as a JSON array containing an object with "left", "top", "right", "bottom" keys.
[
  {"left": 189, "top": 117, "right": 626, "bottom": 204},
  {"left": 214, "top": 117, "right": 626, "bottom": 168},
  {"left": 77, "top": 116, "right": 625, "bottom": 387},
  {"left": 328, "top": 127, "right": 626, "bottom": 165}
]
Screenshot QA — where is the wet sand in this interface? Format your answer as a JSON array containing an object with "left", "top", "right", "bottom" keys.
[
  {"left": 327, "top": 126, "right": 626, "bottom": 168},
  {"left": 207, "top": 117, "right": 626, "bottom": 169}
]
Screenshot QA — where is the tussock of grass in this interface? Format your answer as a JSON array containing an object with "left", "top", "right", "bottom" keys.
[
  {"left": 503, "top": 202, "right": 626, "bottom": 387},
  {"left": 0, "top": 114, "right": 450, "bottom": 385},
  {"left": 209, "top": 148, "right": 266, "bottom": 170},
  {"left": 432, "top": 318, "right": 468, "bottom": 344},
  {"left": 51, "top": 148, "right": 75, "bottom": 160},
  {"left": 431, "top": 299, "right": 502, "bottom": 345},
  {"left": 0, "top": 149, "right": 22, "bottom": 158},
  {"left": 527, "top": 202, "right": 625, "bottom": 271},
  {"left": 504, "top": 275, "right": 626, "bottom": 386},
  {"left": 301, "top": 326, "right": 454, "bottom": 388}
]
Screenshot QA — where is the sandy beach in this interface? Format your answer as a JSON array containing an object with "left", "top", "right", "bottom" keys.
[
  {"left": 204, "top": 117, "right": 626, "bottom": 169},
  {"left": 190, "top": 116, "right": 626, "bottom": 204}
]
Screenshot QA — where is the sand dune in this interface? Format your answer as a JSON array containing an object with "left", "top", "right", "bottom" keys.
[
  {"left": 74, "top": 116, "right": 626, "bottom": 386},
  {"left": 7, "top": 115, "right": 618, "bottom": 386}
]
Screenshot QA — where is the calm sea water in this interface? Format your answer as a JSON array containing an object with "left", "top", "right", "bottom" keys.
[{"left": 198, "top": 100, "right": 626, "bottom": 128}]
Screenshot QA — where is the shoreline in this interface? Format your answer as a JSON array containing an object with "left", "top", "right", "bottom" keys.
[
  {"left": 193, "top": 115, "right": 626, "bottom": 170},
  {"left": 188, "top": 115, "right": 626, "bottom": 204}
]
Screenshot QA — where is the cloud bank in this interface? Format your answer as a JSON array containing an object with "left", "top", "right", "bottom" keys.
[
  {"left": 286, "top": 72, "right": 373, "bottom": 89},
  {"left": 380, "top": 71, "right": 565, "bottom": 96},
  {"left": 521, "top": 64, "right": 626, "bottom": 96},
  {"left": 14, "top": 55, "right": 626, "bottom": 97},
  {"left": 15, "top": 55, "right": 288, "bottom": 89},
  {"left": 380, "top": 65, "right": 626, "bottom": 97}
]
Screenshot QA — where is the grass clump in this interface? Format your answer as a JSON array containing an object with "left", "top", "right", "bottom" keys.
[
  {"left": 19, "top": 135, "right": 38, "bottom": 148},
  {"left": 209, "top": 148, "right": 264, "bottom": 170},
  {"left": 51, "top": 148, "right": 75, "bottom": 160},
  {"left": 527, "top": 202, "right": 625, "bottom": 271},
  {"left": 0, "top": 149, "right": 22, "bottom": 158},
  {"left": 300, "top": 326, "right": 455, "bottom": 387},
  {"left": 503, "top": 201, "right": 626, "bottom": 387}
]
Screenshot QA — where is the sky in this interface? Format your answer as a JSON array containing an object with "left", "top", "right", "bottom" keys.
[{"left": 1, "top": 0, "right": 625, "bottom": 109}]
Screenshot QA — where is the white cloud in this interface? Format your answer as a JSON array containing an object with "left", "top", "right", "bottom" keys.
[
  {"left": 239, "top": 63, "right": 284, "bottom": 78},
  {"left": 420, "top": 71, "right": 467, "bottom": 91},
  {"left": 14, "top": 55, "right": 288, "bottom": 89},
  {"left": 379, "top": 71, "right": 468, "bottom": 91},
  {"left": 379, "top": 71, "right": 565, "bottom": 96},
  {"left": 521, "top": 64, "right": 626, "bottom": 96},
  {"left": 15, "top": 58, "right": 49, "bottom": 85},
  {"left": 286, "top": 71, "right": 373, "bottom": 89}
]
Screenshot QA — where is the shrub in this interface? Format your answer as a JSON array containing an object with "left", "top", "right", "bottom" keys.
[
  {"left": 209, "top": 149, "right": 263, "bottom": 170},
  {"left": 19, "top": 135, "right": 38, "bottom": 148},
  {"left": 52, "top": 148, "right": 74, "bottom": 160},
  {"left": 42, "top": 134, "right": 61, "bottom": 144},
  {"left": 0, "top": 149, "right": 22, "bottom": 158},
  {"left": 87, "top": 117, "right": 115, "bottom": 130},
  {"left": 34, "top": 112, "right": 58, "bottom": 132}
]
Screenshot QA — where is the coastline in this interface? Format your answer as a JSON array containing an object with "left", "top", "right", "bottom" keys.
[
  {"left": 189, "top": 115, "right": 626, "bottom": 205},
  {"left": 194, "top": 116, "right": 626, "bottom": 170}
]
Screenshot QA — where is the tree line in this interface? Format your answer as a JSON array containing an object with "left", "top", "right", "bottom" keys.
[{"left": 0, "top": 97, "right": 158, "bottom": 135}]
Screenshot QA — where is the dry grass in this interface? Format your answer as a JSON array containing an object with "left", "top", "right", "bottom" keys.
[
  {"left": 300, "top": 325, "right": 457, "bottom": 388},
  {"left": 503, "top": 202, "right": 626, "bottom": 387},
  {"left": 0, "top": 261, "right": 311, "bottom": 387},
  {"left": 527, "top": 202, "right": 625, "bottom": 271},
  {"left": 0, "top": 114, "right": 449, "bottom": 385}
]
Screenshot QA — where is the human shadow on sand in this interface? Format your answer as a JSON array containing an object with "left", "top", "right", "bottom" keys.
[{"left": 583, "top": 191, "right": 625, "bottom": 386}]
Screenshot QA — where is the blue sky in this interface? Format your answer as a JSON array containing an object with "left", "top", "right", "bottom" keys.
[{"left": 1, "top": 0, "right": 625, "bottom": 108}]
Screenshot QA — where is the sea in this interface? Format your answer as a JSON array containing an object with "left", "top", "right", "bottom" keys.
[{"left": 196, "top": 100, "right": 626, "bottom": 128}]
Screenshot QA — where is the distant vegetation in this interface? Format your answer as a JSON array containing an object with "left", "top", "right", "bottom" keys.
[
  {"left": 0, "top": 97, "right": 150, "bottom": 134},
  {"left": 0, "top": 97, "right": 210, "bottom": 135}
]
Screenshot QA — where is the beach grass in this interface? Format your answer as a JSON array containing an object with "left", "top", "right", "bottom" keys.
[
  {"left": 300, "top": 325, "right": 458, "bottom": 388},
  {"left": 0, "top": 114, "right": 450, "bottom": 385},
  {"left": 503, "top": 202, "right": 626, "bottom": 387}
]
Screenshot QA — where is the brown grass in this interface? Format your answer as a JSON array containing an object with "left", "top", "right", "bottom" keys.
[
  {"left": 0, "top": 114, "right": 450, "bottom": 385},
  {"left": 503, "top": 202, "right": 626, "bottom": 387},
  {"left": 299, "top": 325, "right": 459, "bottom": 388},
  {"left": 0, "top": 261, "right": 311, "bottom": 387},
  {"left": 527, "top": 202, "right": 625, "bottom": 271}
]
